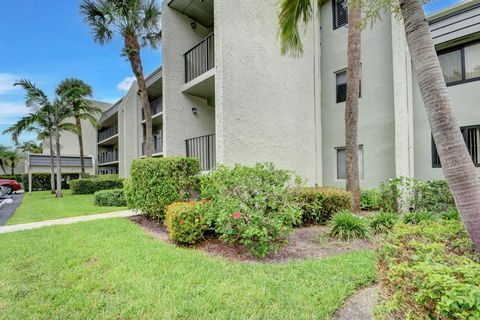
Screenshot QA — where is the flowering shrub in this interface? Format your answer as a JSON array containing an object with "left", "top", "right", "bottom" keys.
[
  {"left": 376, "top": 221, "right": 480, "bottom": 319},
  {"left": 200, "top": 163, "right": 301, "bottom": 258},
  {"left": 164, "top": 201, "right": 210, "bottom": 244}
]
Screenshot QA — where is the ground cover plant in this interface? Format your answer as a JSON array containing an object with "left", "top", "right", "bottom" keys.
[
  {"left": 5, "top": 190, "right": 127, "bottom": 225},
  {"left": 0, "top": 218, "right": 377, "bottom": 319},
  {"left": 329, "top": 210, "right": 370, "bottom": 241},
  {"left": 369, "top": 212, "right": 399, "bottom": 234}
]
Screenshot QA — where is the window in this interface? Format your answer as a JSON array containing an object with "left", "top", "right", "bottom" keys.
[
  {"left": 336, "top": 146, "right": 364, "bottom": 179},
  {"left": 335, "top": 70, "right": 361, "bottom": 103},
  {"left": 333, "top": 0, "right": 348, "bottom": 29},
  {"left": 432, "top": 125, "right": 480, "bottom": 168},
  {"left": 438, "top": 40, "right": 480, "bottom": 86}
]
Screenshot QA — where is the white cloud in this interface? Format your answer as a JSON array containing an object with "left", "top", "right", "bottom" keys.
[
  {"left": 0, "top": 73, "right": 20, "bottom": 95},
  {"left": 0, "top": 102, "right": 29, "bottom": 125},
  {"left": 117, "top": 76, "right": 136, "bottom": 91}
]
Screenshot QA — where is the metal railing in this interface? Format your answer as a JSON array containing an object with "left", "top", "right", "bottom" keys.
[
  {"left": 141, "top": 97, "right": 163, "bottom": 120},
  {"left": 184, "top": 33, "right": 215, "bottom": 83},
  {"left": 98, "top": 149, "right": 119, "bottom": 164},
  {"left": 98, "top": 124, "right": 118, "bottom": 142},
  {"left": 142, "top": 136, "right": 163, "bottom": 155},
  {"left": 186, "top": 134, "right": 216, "bottom": 171}
]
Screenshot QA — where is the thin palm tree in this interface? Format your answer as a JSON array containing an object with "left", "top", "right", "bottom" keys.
[
  {"left": 3, "top": 151, "right": 21, "bottom": 175},
  {"left": 56, "top": 78, "right": 102, "bottom": 178},
  {"left": 279, "top": 0, "right": 362, "bottom": 211},
  {"left": 80, "top": 0, "right": 161, "bottom": 157},
  {"left": 16, "top": 141, "right": 43, "bottom": 154},
  {"left": 0, "top": 145, "right": 9, "bottom": 174}
]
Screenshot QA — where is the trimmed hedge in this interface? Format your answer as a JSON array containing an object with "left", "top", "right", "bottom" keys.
[
  {"left": 164, "top": 201, "right": 210, "bottom": 244},
  {"left": 21, "top": 173, "right": 80, "bottom": 191},
  {"left": 94, "top": 189, "right": 127, "bottom": 207},
  {"left": 0, "top": 174, "right": 22, "bottom": 181},
  {"left": 70, "top": 177, "right": 124, "bottom": 195},
  {"left": 124, "top": 157, "right": 200, "bottom": 218},
  {"left": 291, "top": 187, "right": 352, "bottom": 225},
  {"left": 376, "top": 221, "right": 479, "bottom": 319}
]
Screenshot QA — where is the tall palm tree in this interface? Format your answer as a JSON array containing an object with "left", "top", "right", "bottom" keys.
[
  {"left": 279, "top": 0, "right": 362, "bottom": 211},
  {"left": 3, "top": 151, "right": 21, "bottom": 175},
  {"left": 80, "top": 0, "right": 161, "bottom": 157},
  {"left": 0, "top": 145, "right": 9, "bottom": 174},
  {"left": 56, "top": 78, "right": 102, "bottom": 178},
  {"left": 16, "top": 141, "right": 43, "bottom": 154}
]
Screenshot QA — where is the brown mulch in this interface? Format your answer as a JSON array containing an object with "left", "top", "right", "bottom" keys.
[{"left": 129, "top": 215, "right": 377, "bottom": 263}]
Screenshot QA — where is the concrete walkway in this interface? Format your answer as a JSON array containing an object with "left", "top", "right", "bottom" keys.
[
  {"left": 334, "top": 285, "right": 379, "bottom": 320},
  {"left": 0, "top": 210, "right": 138, "bottom": 234}
]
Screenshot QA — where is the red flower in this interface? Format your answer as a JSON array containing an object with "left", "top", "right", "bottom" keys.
[
  {"left": 180, "top": 220, "right": 185, "bottom": 224},
  {"left": 233, "top": 211, "right": 241, "bottom": 220}
]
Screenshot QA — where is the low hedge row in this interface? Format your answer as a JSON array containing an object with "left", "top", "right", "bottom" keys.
[
  {"left": 22, "top": 173, "right": 81, "bottom": 191},
  {"left": 376, "top": 221, "right": 480, "bottom": 319},
  {"left": 0, "top": 174, "right": 22, "bottom": 181},
  {"left": 70, "top": 177, "right": 124, "bottom": 195},
  {"left": 94, "top": 189, "right": 126, "bottom": 207}
]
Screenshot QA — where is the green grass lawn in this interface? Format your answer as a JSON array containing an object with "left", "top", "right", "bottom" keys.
[
  {"left": 6, "top": 190, "right": 128, "bottom": 225},
  {"left": 0, "top": 219, "right": 377, "bottom": 319}
]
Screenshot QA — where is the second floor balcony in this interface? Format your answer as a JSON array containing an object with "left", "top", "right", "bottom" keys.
[
  {"left": 98, "top": 149, "right": 118, "bottom": 165},
  {"left": 142, "top": 136, "right": 163, "bottom": 156},
  {"left": 184, "top": 33, "right": 214, "bottom": 83},
  {"left": 141, "top": 97, "right": 163, "bottom": 121},
  {"left": 98, "top": 124, "right": 118, "bottom": 143}
]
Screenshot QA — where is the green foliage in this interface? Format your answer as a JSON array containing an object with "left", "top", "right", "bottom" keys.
[
  {"left": 441, "top": 207, "right": 460, "bottom": 221},
  {"left": 164, "top": 201, "right": 210, "bottom": 244},
  {"left": 329, "top": 210, "right": 370, "bottom": 241},
  {"left": 200, "top": 163, "right": 301, "bottom": 258},
  {"left": 21, "top": 173, "right": 80, "bottom": 191},
  {"left": 369, "top": 212, "right": 399, "bottom": 234},
  {"left": 360, "top": 189, "right": 382, "bottom": 211},
  {"left": 403, "top": 210, "right": 436, "bottom": 225},
  {"left": 124, "top": 157, "right": 200, "bottom": 218},
  {"left": 94, "top": 189, "right": 126, "bottom": 207},
  {"left": 70, "top": 177, "right": 124, "bottom": 195},
  {"left": 376, "top": 221, "right": 479, "bottom": 320},
  {"left": 0, "top": 174, "right": 22, "bottom": 181},
  {"left": 292, "top": 187, "right": 352, "bottom": 225}
]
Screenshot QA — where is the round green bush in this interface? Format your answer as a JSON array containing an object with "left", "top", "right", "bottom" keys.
[
  {"left": 329, "top": 210, "right": 370, "bottom": 241},
  {"left": 164, "top": 201, "right": 210, "bottom": 244},
  {"left": 94, "top": 189, "right": 126, "bottom": 207},
  {"left": 369, "top": 212, "right": 399, "bottom": 234}
]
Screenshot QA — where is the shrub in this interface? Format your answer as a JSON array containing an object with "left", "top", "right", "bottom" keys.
[
  {"left": 125, "top": 157, "right": 200, "bottom": 218},
  {"left": 329, "top": 210, "right": 370, "bottom": 241},
  {"left": 441, "top": 207, "right": 460, "bottom": 221},
  {"left": 0, "top": 174, "right": 22, "bottom": 181},
  {"left": 21, "top": 173, "right": 80, "bottom": 191},
  {"left": 291, "top": 187, "right": 351, "bottom": 225},
  {"left": 94, "top": 189, "right": 127, "bottom": 207},
  {"left": 164, "top": 201, "right": 210, "bottom": 244},
  {"left": 360, "top": 189, "right": 382, "bottom": 211},
  {"left": 376, "top": 221, "right": 479, "bottom": 319},
  {"left": 403, "top": 210, "right": 436, "bottom": 224},
  {"left": 200, "top": 163, "right": 301, "bottom": 258},
  {"left": 369, "top": 212, "right": 399, "bottom": 234},
  {"left": 70, "top": 177, "right": 124, "bottom": 195}
]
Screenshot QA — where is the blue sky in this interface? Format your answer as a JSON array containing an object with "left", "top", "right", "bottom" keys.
[{"left": 0, "top": 0, "right": 461, "bottom": 147}]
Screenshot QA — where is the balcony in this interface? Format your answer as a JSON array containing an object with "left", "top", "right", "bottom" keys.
[
  {"left": 98, "top": 149, "right": 118, "bottom": 165},
  {"left": 186, "top": 134, "right": 216, "bottom": 171},
  {"left": 142, "top": 137, "right": 163, "bottom": 156},
  {"left": 141, "top": 97, "right": 163, "bottom": 121},
  {"left": 184, "top": 33, "right": 214, "bottom": 83},
  {"left": 98, "top": 125, "right": 118, "bottom": 144}
]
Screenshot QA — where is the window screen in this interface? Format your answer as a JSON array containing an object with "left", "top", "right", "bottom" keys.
[
  {"left": 465, "top": 43, "right": 480, "bottom": 80},
  {"left": 333, "top": 0, "right": 348, "bottom": 29},
  {"left": 438, "top": 50, "right": 462, "bottom": 84},
  {"left": 432, "top": 126, "right": 480, "bottom": 167},
  {"left": 336, "top": 71, "right": 347, "bottom": 103}
]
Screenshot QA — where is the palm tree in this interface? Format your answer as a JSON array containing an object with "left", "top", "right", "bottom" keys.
[
  {"left": 16, "top": 141, "right": 42, "bottom": 154},
  {"left": 3, "top": 151, "right": 21, "bottom": 175},
  {"left": 56, "top": 78, "right": 102, "bottom": 178},
  {"left": 279, "top": 0, "right": 362, "bottom": 211},
  {"left": 0, "top": 145, "right": 9, "bottom": 174},
  {"left": 80, "top": 0, "right": 161, "bottom": 157}
]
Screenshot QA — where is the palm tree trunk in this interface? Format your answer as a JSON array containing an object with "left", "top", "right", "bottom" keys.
[
  {"left": 49, "top": 134, "right": 55, "bottom": 194},
  {"left": 75, "top": 116, "right": 86, "bottom": 178},
  {"left": 11, "top": 162, "right": 14, "bottom": 175},
  {"left": 125, "top": 34, "right": 153, "bottom": 157},
  {"left": 400, "top": 0, "right": 480, "bottom": 252},
  {"left": 345, "top": 0, "right": 362, "bottom": 212},
  {"left": 55, "top": 127, "right": 63, "bottom": 198}
]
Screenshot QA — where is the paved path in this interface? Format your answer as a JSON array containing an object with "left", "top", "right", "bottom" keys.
[
  {"left": 0, "top": 193, "right": 24, "bottom": 226},
  {"left": 334, "top": 285, "right": 379, "bottom": 320},
  {"left": 0, "top": 210, "right": 138, "bottom": 234}
]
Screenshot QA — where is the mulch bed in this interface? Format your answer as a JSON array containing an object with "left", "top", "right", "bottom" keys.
[{"left": 129, "top": 215, "right": 377, "bottom": 263}]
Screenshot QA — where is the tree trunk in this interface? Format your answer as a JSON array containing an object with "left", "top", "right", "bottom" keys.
[
  {"left": 11, "top": 162, "right": 14, "bottom": 175},
  {"left": 400, "top": 0, "right": 480, "bottom": 252},
  {"left": 49, "top": 134, "right": 55, "bottom": 194},
  {"left": 125, "top": 34, "right": 153, "bottom": 157},
  {"left": 55, "top": 127, "right": 63, "bottom": 198},
  {"left": 345, "top": 0, "right": 362, "bottom": 212},
  {"left": 75, "top": 116, "right": 86, "bottom": 178}
]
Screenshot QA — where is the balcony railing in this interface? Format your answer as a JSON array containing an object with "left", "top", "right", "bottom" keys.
[
  {"left": 142, "top": 137, "right": 163, "bottom": 155},
  {"left": 98, "top": 124, "right": 118, "bottom": 142},
  {"left": 186, "top": 134, "right": 216, "bottom": 171},
  {"left": 98, "top": 149, "right": 119, "bottom": 164},
  {"left": 141, "top": 97, "right": 163, "bottom": 120},
  {"left": 184, "top": 33, "right": 214, "bottom": 83}
]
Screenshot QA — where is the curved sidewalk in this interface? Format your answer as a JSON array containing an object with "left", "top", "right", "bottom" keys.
[{"left": 0, "top": 210, "right": 138, "bottom": 234}]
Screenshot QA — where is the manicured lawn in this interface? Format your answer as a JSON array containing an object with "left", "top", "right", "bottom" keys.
[
  {"left": 0, "top": 219, "right": 377, "bottom": 319},
  {"left": 6, "top": 190, "right": 127, "bottom": 225}
]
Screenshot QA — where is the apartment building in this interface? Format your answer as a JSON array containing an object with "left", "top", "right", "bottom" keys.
[{"left": 48, "top": 0, "right": 480, "bottom": 189}]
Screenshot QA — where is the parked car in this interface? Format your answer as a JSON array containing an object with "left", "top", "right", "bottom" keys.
[{"left": 0, "top": 179, "right": 21, "bottom": 195}]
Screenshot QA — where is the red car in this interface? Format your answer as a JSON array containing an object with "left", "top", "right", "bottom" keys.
[{"left": 0, "top": 179, "right": 21, "bottom": 195}]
